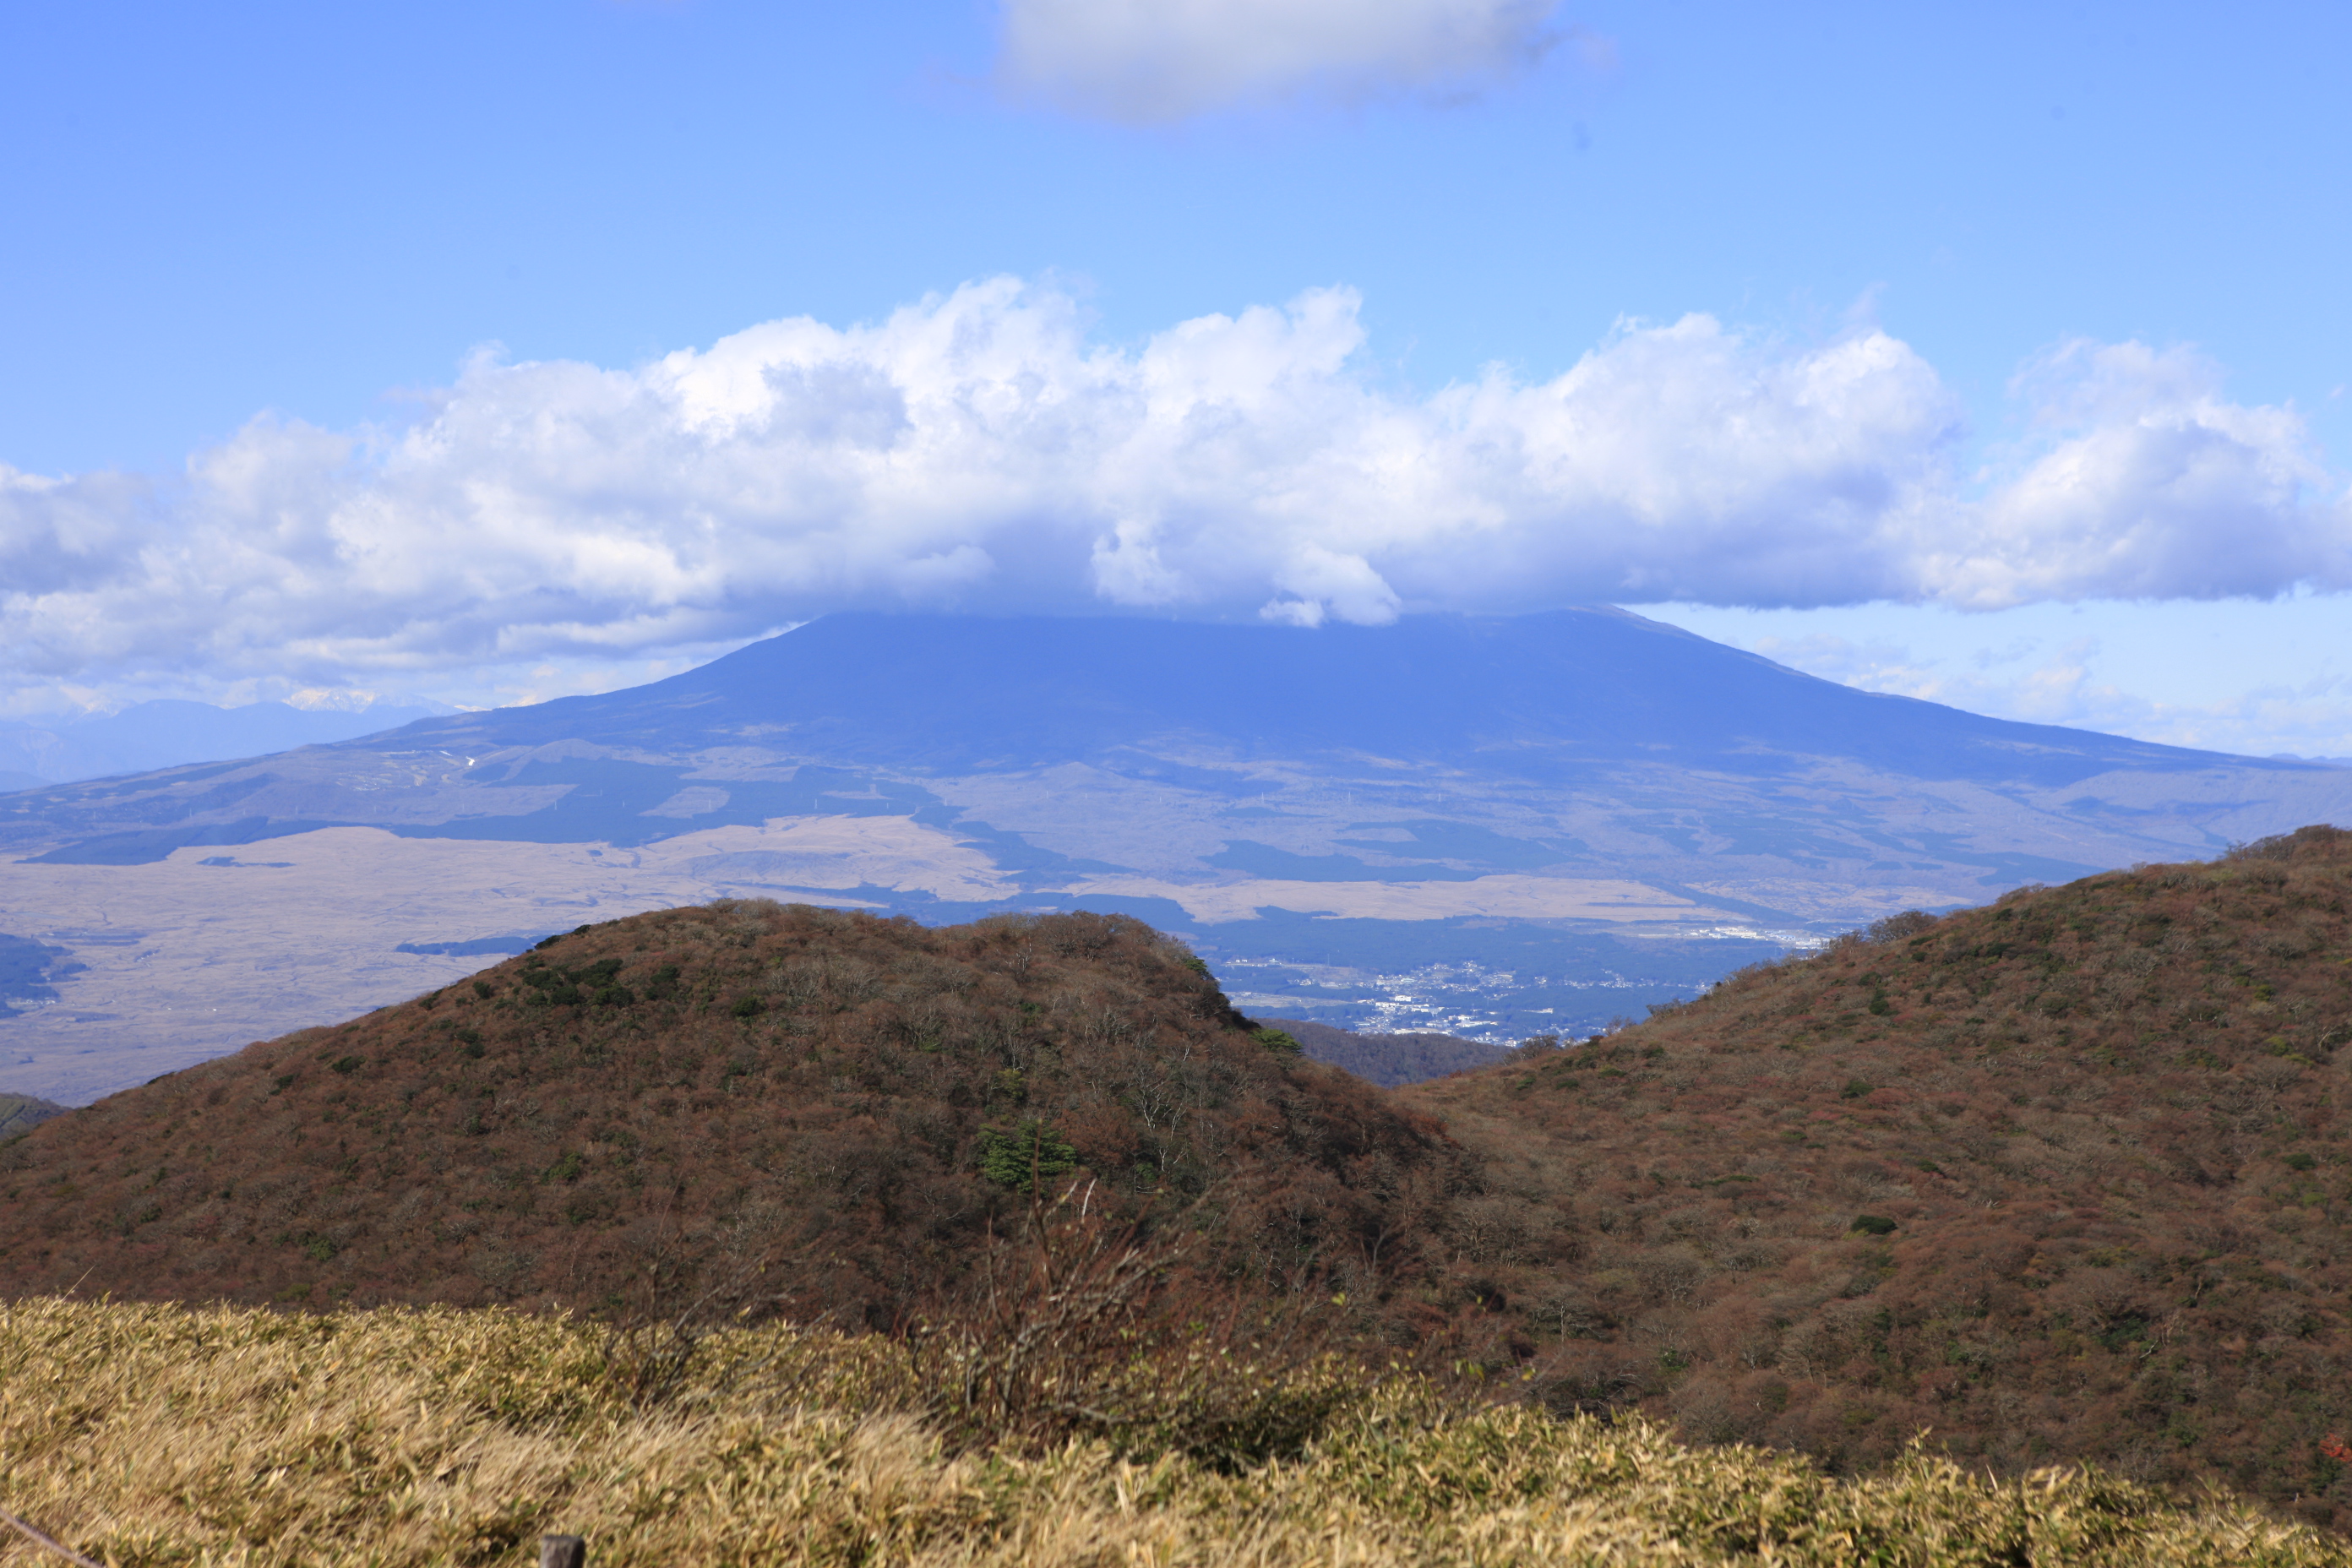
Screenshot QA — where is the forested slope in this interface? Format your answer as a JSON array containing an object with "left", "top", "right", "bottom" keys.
[
  {"left": 12, "top": 833, "right": 2352, "bottom": 1532},
  {"left": 0, "top": 906, "right": 1473, "bottom": 1325},
  {"left": 1405, "top": 826, "right": 2352, "bottom": 1528},
  {"left": 1263, "top": 1017, "right": 1511, "bottom": 1086}
]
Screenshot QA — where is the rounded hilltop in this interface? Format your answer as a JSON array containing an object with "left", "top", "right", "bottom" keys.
[
  {"left": 13, "top": 829, "right": 2352, "bottom": 1533},
  {"left": 1406, "top": 825, "right": 2352, "bottom": 1530},
  {"left": 0, "top": 903, "right": 1473, "bottom": 1325}
]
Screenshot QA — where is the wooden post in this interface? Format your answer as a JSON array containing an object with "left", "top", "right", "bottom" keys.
[
  {"left": 539, "top": 1534, "right": 586, "bottom": 1568},
  {"left": 0, "top": 1509, "right": 106, "bottom": 1568}
]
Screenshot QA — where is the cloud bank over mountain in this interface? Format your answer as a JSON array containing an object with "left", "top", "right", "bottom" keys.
[
  {"left": 0, "top": 278, "right": 2344, "bottom": 710},
  {"left": 994, "top": 0, "right": 1576, "bottom": 122}
]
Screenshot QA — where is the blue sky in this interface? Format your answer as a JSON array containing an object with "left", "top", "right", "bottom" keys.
[{"left": 3, "top": 0, "right": 2347, "bottom": 754}]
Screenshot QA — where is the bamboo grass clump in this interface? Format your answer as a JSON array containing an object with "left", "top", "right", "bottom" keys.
[{"left": 1, "top": 1297, "right": 2344, "bottom": 1566}]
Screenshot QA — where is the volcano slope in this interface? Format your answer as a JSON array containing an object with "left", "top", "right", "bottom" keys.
[
  {"left": 1402, "top": 825, "right": 2352, "bottom": 1528},
  {"left": 0, "top": 906, "right": 1473, "bottom": 1327},
  {"left": 13, "top": 608, "right": 2352, "bottom": 1108}
]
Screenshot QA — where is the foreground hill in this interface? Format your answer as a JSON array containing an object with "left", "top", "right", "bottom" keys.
[
  {"left": 5, "top": 1298, "right": 2342, "bottom": 1568},
  {"left": 12, "top": 835, "right": 2352, "bottom": 1531},
  {"left": 0, "top": 906, "right": 1471, "bottom": 1322},
  {"left": 7, "top": 608, "right": 2347, "bottom": 1105},
  {"left": 1404, "top": 825, "right": 2352, "bottom": 1529}
]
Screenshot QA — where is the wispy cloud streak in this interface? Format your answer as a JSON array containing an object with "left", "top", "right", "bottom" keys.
[{"left": 994, "top": 0, "right": 1576, "bottom": 122}]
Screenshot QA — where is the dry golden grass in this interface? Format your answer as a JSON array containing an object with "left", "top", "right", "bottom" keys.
[{"left": 2, "top": 1298, "right": 2344, "bottom": 1567}]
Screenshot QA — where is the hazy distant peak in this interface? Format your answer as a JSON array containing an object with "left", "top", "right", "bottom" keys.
[{"left": 0, "top": 696, "right": 454, "bottom": 786}]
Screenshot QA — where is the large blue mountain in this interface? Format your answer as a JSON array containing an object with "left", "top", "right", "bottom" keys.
[
  {"left": 361, "top": 607, "right": 2248, "bottom": 789},
  {"left": 6, "top": 607, "right": 2338, "bottom": 877},
  {"left": 8, "top": 607, "right": 2293, "bottom": 872}
]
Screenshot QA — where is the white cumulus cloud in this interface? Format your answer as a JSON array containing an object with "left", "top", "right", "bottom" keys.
[
  {"left": 994, "top": 0, "right": 1570, "bottom": 122},
  {"left": 1932, "top": 340, "right": 2351, "bottom": 607},
  {"left": 0, "top": 277, "right": 2345, "bottom": 710}
]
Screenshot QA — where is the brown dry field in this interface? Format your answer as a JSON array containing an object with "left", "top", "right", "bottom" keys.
[{"left": 0, "top": 817, "right": 1732, "bottom": 1103}]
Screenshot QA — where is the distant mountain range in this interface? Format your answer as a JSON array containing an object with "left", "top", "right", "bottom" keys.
[
  {"left": 0, "top": 1091, "right": 67, "bottom": 1138},
  {"left": 1264, "top": 1017, "right": 1510, "bottom": 1086},
  {"left": 2, "top": 608, "right": 2347, "bottom": 1102},
  {"left": 0, "top": 698, "right": 448, "bottom": 787}
]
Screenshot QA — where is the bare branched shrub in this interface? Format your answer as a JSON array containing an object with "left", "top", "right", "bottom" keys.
[
  {"left": 907, "top": 1179, "right": 1362, "bottom": 1470},
  {"left": 1865, "top": 909, "right": 1941, "bottom": 944}
]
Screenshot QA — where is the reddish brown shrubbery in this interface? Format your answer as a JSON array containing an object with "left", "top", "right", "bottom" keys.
[
  {"left": 1405, "top": 825, "right": 2352, "bottom": 1527},
  {"left": 13, "top": 829, "right": 2352, "bottom": 1533},
  {"left": 0, "top": 905, "right": 1475, "bottom": 1337}
]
